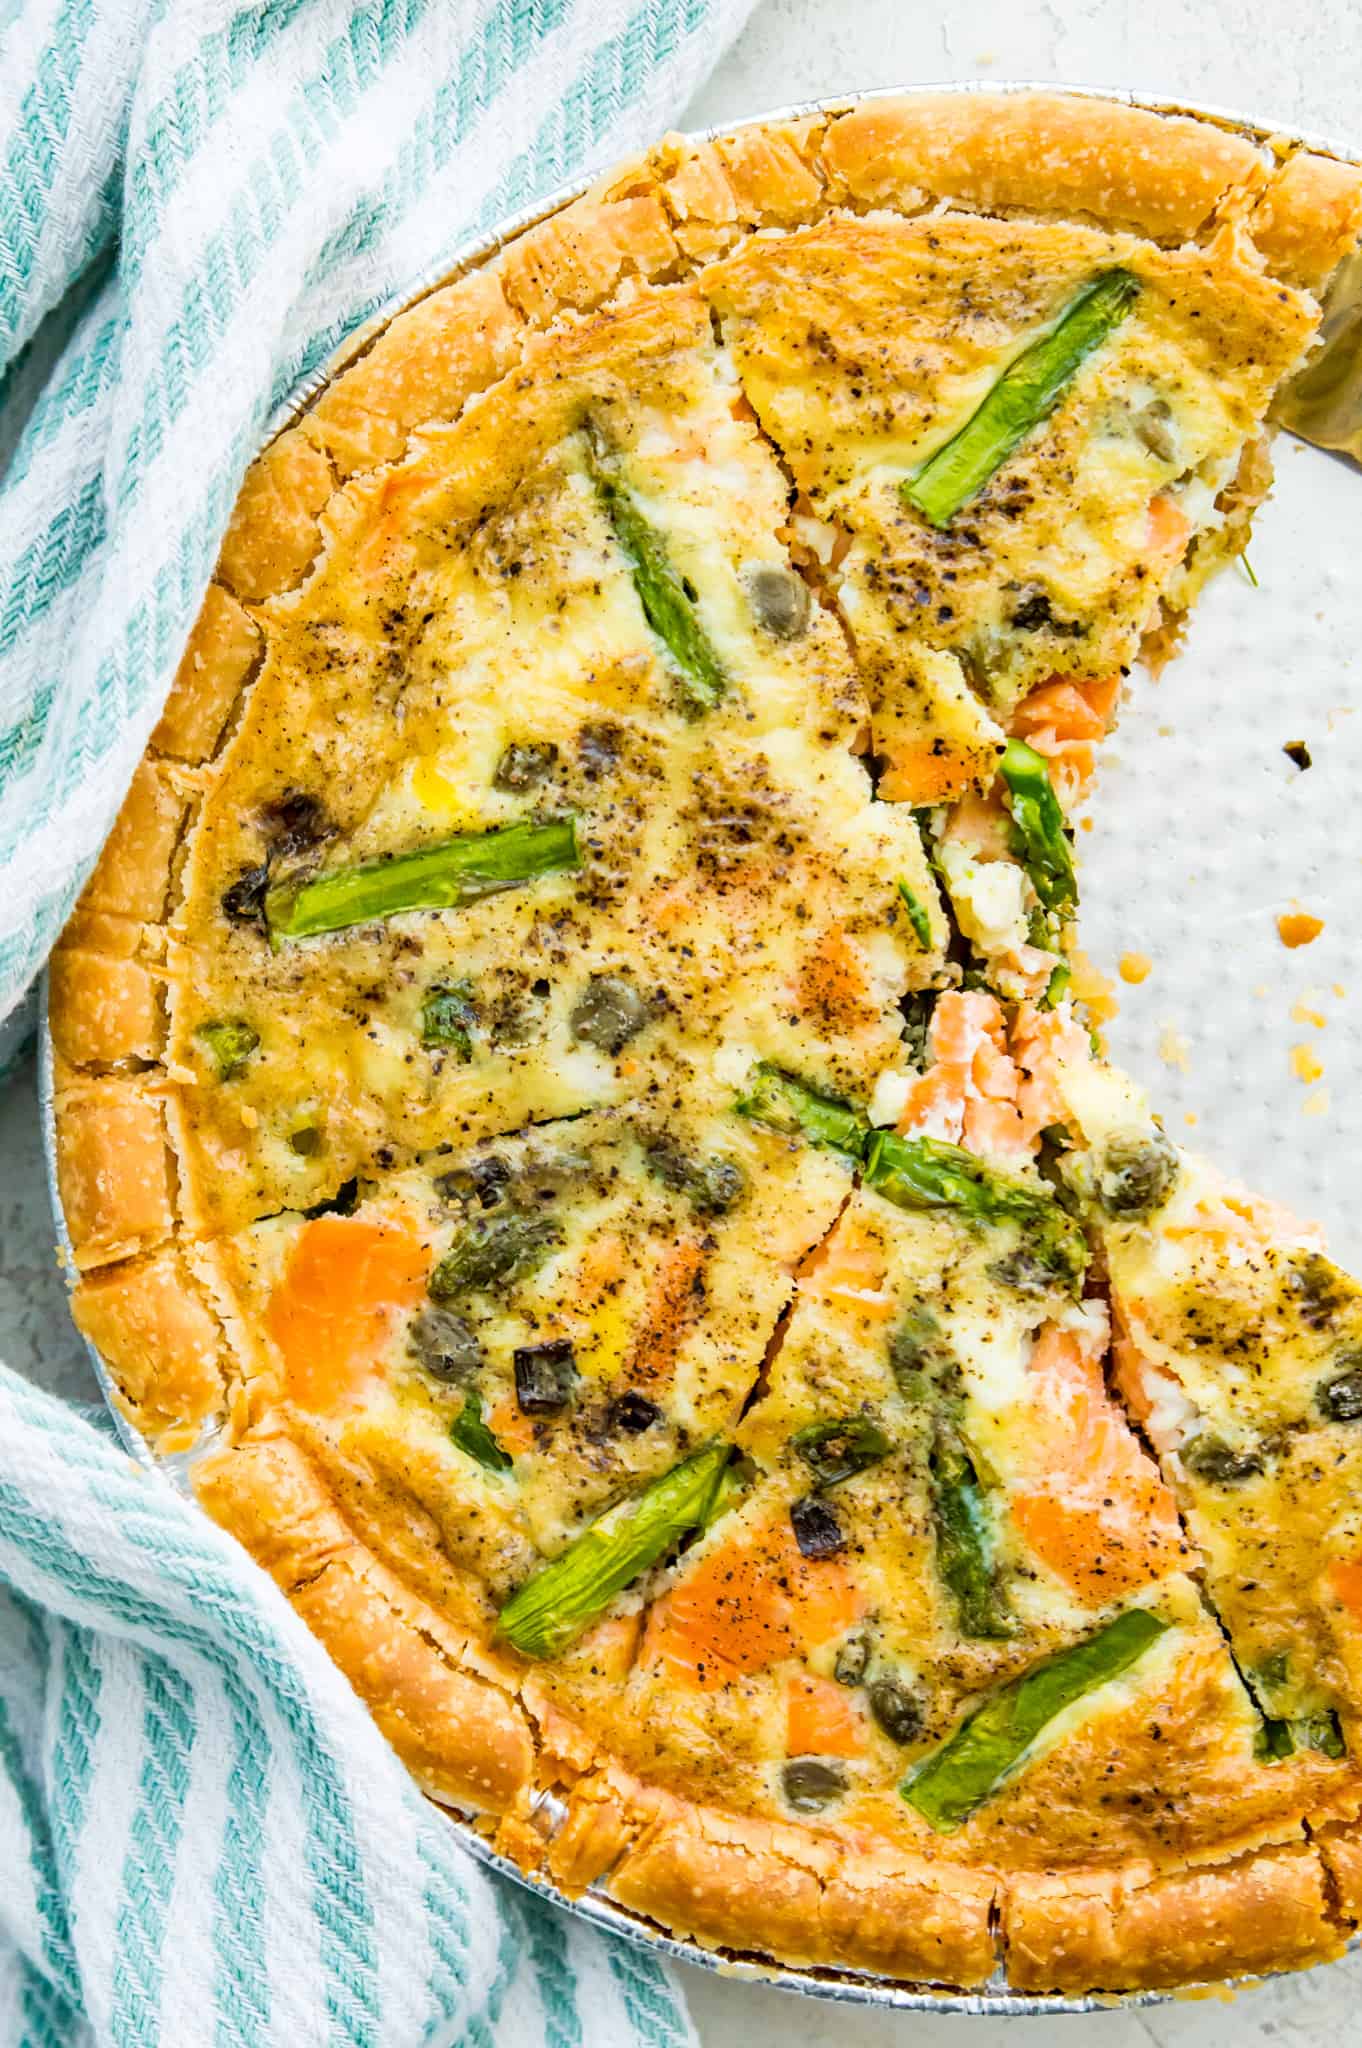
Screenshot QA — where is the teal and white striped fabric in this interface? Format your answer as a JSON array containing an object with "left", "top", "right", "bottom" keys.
[
  {"left": 0, "top": 2, "right": 759, "bottom": 2040},
  {"left": 0, "top": 0, "right": 756, "bottom": 1050}
]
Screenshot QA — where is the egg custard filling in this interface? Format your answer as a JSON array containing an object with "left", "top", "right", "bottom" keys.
[{"left": 51, "top": 94, "right": 1362, "bottom": 1996}]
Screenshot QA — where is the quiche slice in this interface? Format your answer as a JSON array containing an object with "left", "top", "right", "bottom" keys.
[{"left": 49, "top": 91, "right": 1362, "bottom": 1997}]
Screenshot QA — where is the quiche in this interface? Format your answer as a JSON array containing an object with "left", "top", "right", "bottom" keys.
[{"left": 49, "top": 91, "right": 1362, "bottom": 1998}]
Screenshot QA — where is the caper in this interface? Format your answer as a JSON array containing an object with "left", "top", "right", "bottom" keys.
[
  {"left": 644, "top": 1136, "right": 746, "bottom": 1215},
  {"left": 1098, "top": 1131, "right": 1179, "bottom": 1217},
  {"left": 569, "top": 973, "right": 650, "bottom": 1054},
  {"left": 888, "top": 1307, "right": 960, "bottom": 1403},
  {"left": 436, "top": 1155, "right": 512, "bottom": 1210},
  {"left": 833, "top": 1632, "right": 871, "bottom": 1687},
  {"left": 222, "top": 861, "right": 271, "bottom": 926},
  {"left": 780, "top": 1757, "right": 847, "bottom": 1812},
  {"left": 408, "top": 1305, "right": 484, "bottom": 1383},
  {"left": 197, "top": 1018, "right": 259, "bottom": 1080},
  {"left": 791, "top": 1415, "right": 892, "bottom": 1489},
  {"left": 744, "top": 563, "right": 811, "bottom": 640},
  {"left": 513, "top": 1339, "right": 577, "bottom": 1415},
  {"left": 1180, "top": 1433, "right": 1264, "bottom": 1485},
  {"left": 608, "top": 1390, "right": 661, "bottom": 1434},
  {"left": 789, "top": 1495, "right": 845, "bottom": 1558},
  {"left": 1318, "top": 1359, "right": 1362, "bottom": 1422},
  {"left": 492, "top": 741, "right": 558, "bottom": 792},
  {"left": 259, "top": 788, "right": 331, "bottom": 858},
  {"left": 1132, "top": 397, "right": 1181, "bottom": 466},
  {"left": 989, "top": 1248, "right": 1062, "bottom": 1298},
  {"left": 867, "top": 1677, "right": 924, "bottom": 1745},
  {"left": 1286, "top": 1252, "right": 1342, "bottom": 1331}
]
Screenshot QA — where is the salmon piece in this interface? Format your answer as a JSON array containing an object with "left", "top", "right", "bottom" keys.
[
  {"left": 621, "top": 1237, "right": 707, "bottom": 1387},
  {"left": 1010, "top": 1324, "right": 1185, "bottom": 1607},
  {"left": 897, "top": 988, "right": 1033, "bottom": 1163},
  {"left": 1013, "top": 681, "right": 1105, "bottom": 744},
  {"left": 786, "top": 1672, "right": 868, "bottom": 1758},
  {"left": 941, "top": 787, "right": 1012, "bottom": 857},
  {"left": 1146, "top": 492, "right": 1193, "bottom": 563},
  {"left": 488, "top": 1396, "right": 538, "bottom": 1458},
  {"left": 878, "top": 740, "right": 981, "bottom": 805},
  {"left": 796, "top": 1208, "right": 896, "bottom": 1320},
  {"left": 642, "top": 1515, "right": 865, "bottom": 1690},
  {"left": 1011, "top": 674, "right": 1121, "bottom": 800},
  {"left": 1010, "top": 999, "right": 1093, "bottom": 1135},
  {"left": 1013, "top": 674, "right": 1121, "bottom": 745},
  {"left": 266, "top": 1215, "right": 429, "bottom": 1413}
]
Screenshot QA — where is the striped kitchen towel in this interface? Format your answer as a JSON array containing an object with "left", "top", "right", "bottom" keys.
[
  {"left": 0, "top": 0, "right": 756, "bottom": 1049},
  {"left": 0, "top": 1, "right": 759, "bottom": 2041}
]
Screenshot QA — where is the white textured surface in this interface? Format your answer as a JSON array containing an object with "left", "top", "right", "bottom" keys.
[{"left": 2, "top": 1, "right": 1360, "bottom": 2040}]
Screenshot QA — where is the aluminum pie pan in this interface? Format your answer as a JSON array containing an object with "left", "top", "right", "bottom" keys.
[{"left": 41, "top": 78, "right": 1362, "bottom": 2014}]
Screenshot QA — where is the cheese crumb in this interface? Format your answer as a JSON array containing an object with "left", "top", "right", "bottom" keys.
[
  {"left": 1277, "top": 910, "right": 1325, "bottom": 949},
  {"left": 1291, "top": 995, "right": 1326, "bottom": 1028},
  {"left": 1184, "top": 1112, "right": 1198, "bottom": 1127},
  {"left": 1303, "top": 1089, "right": 1330, "bottom": 1119},
  {"left": 1291, "top": 1044, "right": 1325, "bottom": 1084},
  {"left": 1118, "top": 952, "right": 1152, "bottom": 985},
  {"left": 868, "top": 1068, "right": 912, "bottom": 1128},
  {"left": 1158, "top": 1025, "right": 1190, "bottom": 1071}
]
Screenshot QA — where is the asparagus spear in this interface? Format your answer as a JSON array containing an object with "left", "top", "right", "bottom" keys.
[
  {"left": 450, "top": 1391, "right": 513, "bottom": 1473},
  {"left": 265, "top": 817, "right": 580, "bottom": 942},
  {"left": 583, "top": 425, "right": 726, "bottom": 716},
  {"left": 864, "top": 1130, "right": 1088, "bottom": 1291},
  {"left": 999, "top": 738, "right": 1076, "bottom": 916},
  {"left": 897, "top": 878, "right": 934, "bottom": 953},
  {"left": 496, "top": 1443, "right": 730, "bottom": 1659},
  {"left": 197, "top": 1018, "right": 259, "bottom": 1079},
  {"left": 735, "top": 1063, "right": 867, "bottom": 1161},
  {"left": 903, "top": 270, "right": 1140, "bottom": 529},
  {"left": 930, "top": 1426, "right": 1013, "bottom": 1639},
  {"left": 903, "top": 1608, "right": 1169, "bottom": 1829}
]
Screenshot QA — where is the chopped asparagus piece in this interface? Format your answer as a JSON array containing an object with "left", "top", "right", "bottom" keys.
[
  {"left": 197, "top": 1018, "right": 260, "bottom": 1079},
  {"left": 643, "top": 1135, "right": 747, "bottom": 1215},
  {"left": 584, "top": 425, "right": 726, "bottom": 716},
  {"left": 792, "top": 1415, "right": 893, "bottom": 1489},
  {"left": 420, "top": 981, "right": 477, "bottom": 1057},
  {"left": 265, "top": 817, "right": 580, "bottom": 941},
  {"left": 999, "top": 738, "right": 1077, "bottom": 917},
  {"left": 930, "top": 1426, "right": 1013, "bottom": 1639},
  {"left": 1041, "top": 961, "right": 1071, "bottom": 1010},
  {"left": 735, "top": 1063, "right": 867, "bottom": 1161},
  {"left": 903, "top": 270, "right": 1140, "bottom": 529},
  {"left": 902, "top": 1607, "right": 1169, "bottom": 1829},
  {"left": 429, "top": 1210, "right": 561, "bottom": 1300},
  {"left": 864, "top": 1131, "right": 1088, "bottom": 1291},
  {"left": 497, "top": 1443, "right": 730, "bottom": 1659},
  {"left": 897, "top": 878, "right": 934, "bottom": 952},
  {"left": 450, "top": 1391, "right": 513, "bottom": 1473}
]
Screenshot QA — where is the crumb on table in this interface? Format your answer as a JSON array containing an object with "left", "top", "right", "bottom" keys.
[
  {"left": 1291, "top": 1044, "right": 1325, "bottom": 1084},
  {"left": 1278, "top": 910, "right": 1325, "bottom": 950}
]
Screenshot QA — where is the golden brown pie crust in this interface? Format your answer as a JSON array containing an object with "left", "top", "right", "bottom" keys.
[{"left": 51, "top": 91, "right": 1362, "bottom": 1994}]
